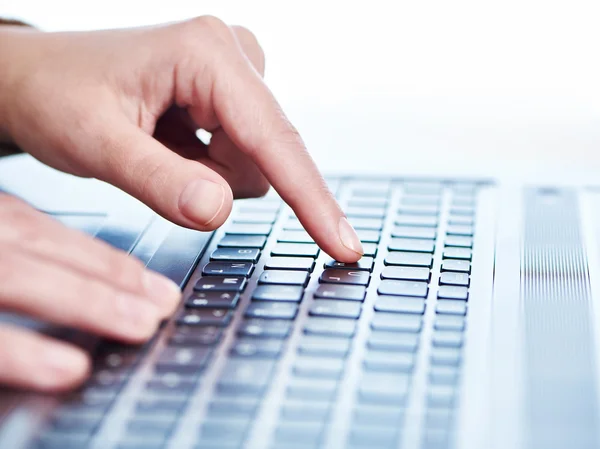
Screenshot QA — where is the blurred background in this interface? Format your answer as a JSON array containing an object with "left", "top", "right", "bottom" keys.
[{"left": 3, "top": 0, "right": 600, "bottom": 177}]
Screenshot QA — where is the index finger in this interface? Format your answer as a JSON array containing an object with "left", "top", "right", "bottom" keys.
[{"left": 202, "top": 29, "right": 363, "bottom": 262}]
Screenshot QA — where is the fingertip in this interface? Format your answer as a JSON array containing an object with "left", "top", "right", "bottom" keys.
[
  {"left": 337, "top": 217, "right": 364, "bottom": 262},
  {"left": 38, "top": 344, "right": 91, "bottom": 392}
]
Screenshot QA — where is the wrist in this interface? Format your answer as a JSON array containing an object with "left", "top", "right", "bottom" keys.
[{"left": 0, "top": 27, "right": 38, "bottom": 144}]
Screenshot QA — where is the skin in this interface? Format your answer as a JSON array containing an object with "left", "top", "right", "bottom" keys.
[{"left": 0, "top": 17, "right": 363, "bottom": 392}]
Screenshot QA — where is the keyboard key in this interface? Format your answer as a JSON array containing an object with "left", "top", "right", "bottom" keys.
[
  {"left": 252, "top": 285, "right": 304, "bottom": 302},
  {"left": 441, "top": 259, "right": 471, "bottom": 273},
  {"left": 363, "top": 350, "right": 415, "bottom": 373},
  {"left": 448, "top": 215, "right": 475, "bottom": 226},
  {"left": 349, "top": 182, "right": 391, "bottom": 196},
  {"left": 155, "top": 347, "right": 211, "bottom": 374},
  {"left": 320, "top": 269, "right": 371, "bottom": 286},
  {"left": 429, "top": 366, "right": 460, "bottom": 385},
  {"left": 146, "top": 372, "right": 198, "bottom": 394},
  {"left": 34, "top": 433, "right": 90, "bottom": 449},
  {"left": 381, "top": 266, "right": 430, "bottom": 282},
  {"left": 391, "top": 226, "right": 437, "bottom": 239},
  {"left": 388, "top": 238, "right": 435, "bottom": 253},
  {"left": 278, "top": 230, "right": 314, "bottom": 243},
  {"left": 310, "top": 300, "right": 362, "bottom": 319},
  {"left": 353, "top": 405, "right": 404, "bottom": 426},
  {"left": 283, "top": 218, "right": 305, "bottom": 231},
  {"left": 298, "top": 336, "right": 351, "bottom": 358},
  {"left": 344, "top": 206, "right": 387, "bottom": 219},
  {"left": 439, "top": 272, "right": 470, "bottom": 286},
  {"left": 361, "top": 242, "right": 378, "bottom": 257},
  {"left": 210, "top": 247, "right": 260, "bottom": 263},
  {"left": 358, "top": 373, "right": 410, "bottom": 405},
  {"left": 348, "top": 426, "right": 399, "bottom": 448},
  {"left": 237, "top": 319, "right": 292, "bottom": 339},
  {"left": 304, "top": 317, "right": 357, "bottom": 337},
  {"left": 287, "top": 376, "right": 344, "bottom": 403},
  {"left": 49, "top": 410, "right": 103, "bottom": 433},
  {"left": 444, "top": 235, "right": 473, "bottom": 248},
  {"left": 202, "top": 262, "right": 254, "bottom": 277},
  {"left": 368, "top": 331, "right": 419, "bottom": 352},
  {"left": 430, "top": 347, "right": 462, "bottom": 366},
  {"left": 292, "top": 357, "right": 345, "bottom": 380},
  {"left": 245, "top": 302, "right": 298, "bottom": 320},
  {"left": 434, "top": 315, "right": 466, "bottom": 332},
  {"left": 218, "top": 234, "right": 267, "bottom": 248},
  {"left": 272, "top": 243, "right": 320, "bottom": 258},
  {"left": 194, "top": 276, "right": 246, "bottom": 292},
  {"left": 403, "top": 182, "right": 442, "bottom": 194},
  {"left": 378, "top": 280, "right": 428, "bottom": 297},
  {"left": 385, "top": 252, "right": 433, "bottom": 268},
  {"left": 227, "top": 223, "right": 272, "bottom": 235},
  {"left": 186, "top": 291, "right": 239, "bottom": 309},
  {"left": 238, "top": 199, "right": 281, "bottom": 213},
  {"left": 231, "top": 338, "right": 284, "bottom": 358},
  {"left": 324, "top": 257, "right": 375, "bottom": 272},
  {"left": 446, "top": 224, "right": 474, "bottom": 236},
  {"left": 348, "top": 217, "right": 384, "bottom": 230},
  {"left": 401, "top": 195, "right": 440, "bottom": 205},
  {"left": 233, "top": 212, "right": 277, "bottom": 224},
  {"left": 427, "top": 385, "right": 456, "bottom": 408},
  {"left": 265, "top": 257, "right": 315, "bottom": 271},
  {"left": 136, "top": 396, "right": 188, "bottom": 414},
  {"left": 348, "top": 198, "right": 388, "bottom": 208},
  {"left": 443, "top": 247, "right": 472, "bottom": 260},
  {"left": 438, "top": 286, "right": 469, "bottom": 300},
  {"left": 199, "top": 418, "right": 250, "bottom": 446},
  {"left": 273, "top": 422, "right": 324, "bottom": 445},
  {"left": 436, "top": 300, "right": 467, "bottom": 316},
  {"left": 449, "top": 205, "right": 476, "bottom": 216},
  {"left": 280, "top": 401, "right": 331, "bottom": 422},
  {"left": 356, "top": 230, "right": 381, "bottom": 243},
  {"left": 395, "top": 214, "right": 437, "bottom": 227},
  {"left": 177, "top": 309, "right": 232, "bottom": 326},
  {"left": 371, "top": 312, "right": 422, "bottom": 333},
  {"left": 432, "top": 331, "right": 464, "bottom": 348},
  {"left": 397, "top": 205, "right": 439, "bottom": 216},
  {"left": 314, "top": 284, "right": 366, "bottom": 301},
  {"left": 259, "top": 270, "right": 309, "bottom": 286},
  {"left": 217, "top": 360, "right": 276, "bottom": 394},
  {"left": 374, "top": 297, "right": 426, "bottom": 315},
  {"left": 169, "top": 326, "right": 222, "bottom": 346},
  {"left": 207, "top": 397, "right": 259, "bottom": 418}
]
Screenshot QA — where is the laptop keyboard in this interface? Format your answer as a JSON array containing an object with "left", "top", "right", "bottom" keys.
[{"left": 31, "top": 178, "right": 487, "bottom": 449}]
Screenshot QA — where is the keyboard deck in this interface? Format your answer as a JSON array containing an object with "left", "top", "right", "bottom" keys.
[{"left": 30, "top": 178, "right": 490, "bottom": 449}]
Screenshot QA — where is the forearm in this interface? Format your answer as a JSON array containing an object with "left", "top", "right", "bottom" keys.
[{"left": 0, "top": 20, "right": 36, "bottom": 145}]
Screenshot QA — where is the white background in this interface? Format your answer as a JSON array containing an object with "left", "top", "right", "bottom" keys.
[{"left": 3, "top": 0, "right": 600, "bottom": 177}]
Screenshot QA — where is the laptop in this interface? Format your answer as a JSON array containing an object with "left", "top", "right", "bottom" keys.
[{"left": 0, "top": 152, "right": 597, "bottom": 449}]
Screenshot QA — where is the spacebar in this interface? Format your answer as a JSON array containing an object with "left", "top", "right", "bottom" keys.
[{"left": 145, "top": 226, "right": 214, "bottom": 288}]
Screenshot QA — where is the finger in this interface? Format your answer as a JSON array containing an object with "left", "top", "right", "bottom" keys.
[
  {"left": 231, "top": 25, "right": 265, "bottom": 76},
  {"left": 185, "top": 19, "right": 363, "bottom": 262},
  {"left": 88, "top": 121, "right": 233, "bottom": 231},
  {"left": 0, "top": 250, "right": 166, "bottom": 343},
  {"left": 0, "top": 325, "right": 89, "bottom": 392},
  {"left": 202, "top": 128, "right": 270, "bottom": 198},
  {"left": 0, "top": 198, "right": 180, "bottom": 315},
  {"left": 186, "top": 24, "right": 265, "bottom": 135}
]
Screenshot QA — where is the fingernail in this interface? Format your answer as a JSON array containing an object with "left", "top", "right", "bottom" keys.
[
  {"left": 116, "top": 292, "right": 161, "bottom": 338},
  {"left": 338, "top": 216, "right": 364, "bottom": 255},
  {"left": 143, "top": 270, "right": 181, "bottom": 312},
  {"left": 179, "top": 179, "right": 226, "bottom": 226},
  {"left": 41, "top": 344, "right": 89, "bottom": 387}
]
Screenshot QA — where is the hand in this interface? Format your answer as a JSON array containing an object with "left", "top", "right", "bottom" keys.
[
  {"left": 0, "top": 195, "right": 180, "bottom": 392},
  {"left": 0, "top": 17, "right": 364, "bottom": 262}
]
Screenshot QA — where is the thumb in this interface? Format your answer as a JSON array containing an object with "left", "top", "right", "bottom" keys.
[{"left": 91, "top": 122, "right": 233, "bottom": 230}]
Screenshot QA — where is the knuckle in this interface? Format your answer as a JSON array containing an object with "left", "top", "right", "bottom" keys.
[
  {"left": 182, "top": 15, "right": 235, "bottom": 48},
  {"left": 232, "top": 26, "right": 265, "bottom": 66}
]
